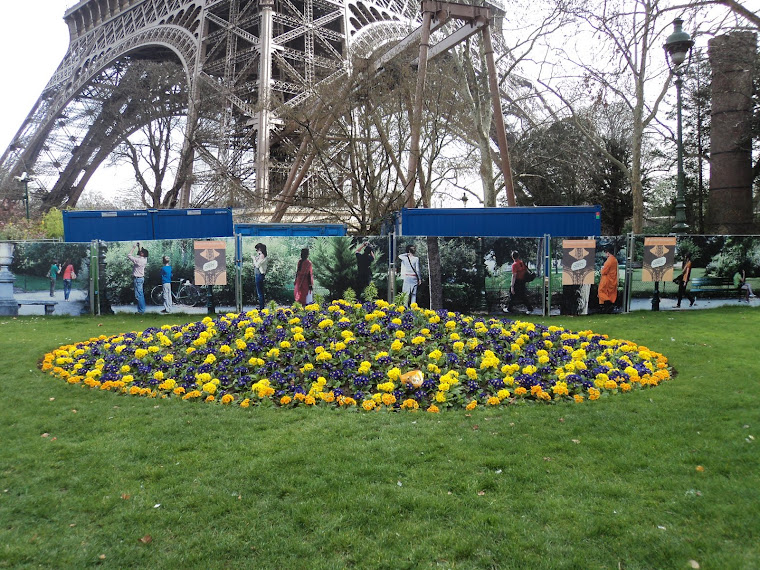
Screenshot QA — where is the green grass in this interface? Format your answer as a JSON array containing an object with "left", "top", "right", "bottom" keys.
[{"left": 1, "top": 308, "right": 759, "bottom": 569}]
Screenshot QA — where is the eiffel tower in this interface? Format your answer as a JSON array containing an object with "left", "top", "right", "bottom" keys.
[{"left": 0, "top": 0, "right": 520, "bottom": 220}]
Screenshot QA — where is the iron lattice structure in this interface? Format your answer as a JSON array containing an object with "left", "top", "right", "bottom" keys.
[{"left": 0, "top": 0, "right": 529, "bottom": 220}]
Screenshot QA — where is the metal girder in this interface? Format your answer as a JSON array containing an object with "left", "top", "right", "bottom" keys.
[{"left": 0, "top": 0, "right": 523, "bottom": 220}]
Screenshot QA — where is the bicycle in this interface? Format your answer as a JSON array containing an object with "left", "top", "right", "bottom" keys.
[{"left": 151, "top": 280, "right": 203, "bottom": 307}]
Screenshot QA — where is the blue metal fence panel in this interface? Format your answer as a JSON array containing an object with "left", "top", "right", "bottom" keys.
[
  {"left": 234, "top": 223, "right": 347, "bottom": 236},
  {"left": 63, "top": 210, "right": 154, "bottom": 242},
  {"left": 154, "top": 209, "right": 233, "bottom": 239},
  {"left": 63, "top": 209, "right": 234, "bottom": 242},
  {"left": 397, "top": 206, "right": 601, "bottom": 237}
]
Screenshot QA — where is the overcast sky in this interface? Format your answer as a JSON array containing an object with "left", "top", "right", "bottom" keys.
[{"left": 0, "top": 3, "right": 72, "bottom": 153}]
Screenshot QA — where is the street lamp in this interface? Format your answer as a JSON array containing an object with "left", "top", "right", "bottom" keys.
[
  {"left": 460, "top": 193, "right": 468, "bottom": 208},
  {"left": 13, "top": 172, "right": 31, "bottom": 220},
  {"left": 664, "top": 17, "right": 694, "bottom": 234}
]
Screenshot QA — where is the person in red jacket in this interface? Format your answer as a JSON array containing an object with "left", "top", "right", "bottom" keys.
[
  {"left": 507, "top": 251, "right": 533, "bottom": 313},
  {"left": 294, "top": 248, "right": 313, "bottom": 305}
]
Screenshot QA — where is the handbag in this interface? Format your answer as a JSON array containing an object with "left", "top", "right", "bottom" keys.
[
  {"left": 673, "top": 274, "right": 683, "bottom": 284},
  {"left": 525, "top": 270, "right": 537, "bottom": 283}
]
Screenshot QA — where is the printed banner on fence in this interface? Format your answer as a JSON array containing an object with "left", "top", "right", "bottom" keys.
[
  {"left": 194, "top": 240, "right": 227, "bottom": 286},
  {"left": 642, "top": 237, "right": 676, "bottom": 282},
  {"left": 562, "top": 240, "right": 596, "bottom": 285}
]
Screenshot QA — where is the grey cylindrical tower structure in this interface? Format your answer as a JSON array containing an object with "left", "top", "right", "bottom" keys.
[{"left": 707, "top": 31, "right": 757, "bottom": 234}]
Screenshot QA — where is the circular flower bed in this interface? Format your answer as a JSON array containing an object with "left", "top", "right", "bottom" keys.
[{"left": 42, "top": 301, "right": 671, "bottom": 411}]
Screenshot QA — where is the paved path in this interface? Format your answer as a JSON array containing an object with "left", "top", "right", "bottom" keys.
[{"left": 13, "top": 288, "right": 758, "bottom": 318}]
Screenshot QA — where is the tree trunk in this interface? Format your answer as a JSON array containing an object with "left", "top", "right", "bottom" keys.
[{"left": 426, "top": 236, "right": 443, "bottom": 310}]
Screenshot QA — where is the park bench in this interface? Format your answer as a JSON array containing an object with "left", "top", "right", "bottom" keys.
[
  {"left": 17, "top": 300, "right": 58, "bottom": 315},
  {"left": 690, "top": 276, "right": 736, "bottom": 296}
]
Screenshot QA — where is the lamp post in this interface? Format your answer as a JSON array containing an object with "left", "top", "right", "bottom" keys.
[
  {"left": 664, "top": 18, "right": 694, "bottom": 234},
  {"left": 460, "top": 193, "right": 468, "bottom": 208}
]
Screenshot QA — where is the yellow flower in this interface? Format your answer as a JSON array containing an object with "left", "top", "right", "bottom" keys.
[
  {"left": 401, "top": 399, "right": 419, "bottom": 410},
  {"left": 387, "top": 367, "right": 402, "bottom": 381},
  {"left": 427, "top": 404, "right": 440, "bottom": 413},
  {"left": 381, "top": 393, "right": 396, "bottom": 406},
  {"left": 362, "top": 400, "right": 377, "bottom": 411},
  {"left": 316, "top": 351, "right": 333, "bottom": 362},
  {"left": 202, "top": 382, "right": 217, "bottom": 394},
  {"left": 221, "top": 394, "right": 234, "bottom": 405},
  {"left": 465, "top": 400, "right": 478, "bottom": 411},
  {"left": 487, "top": 396, "right": 500, "bottom": 406}
]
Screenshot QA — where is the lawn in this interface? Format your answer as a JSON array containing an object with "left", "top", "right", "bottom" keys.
[{"left": 1, "top": 307, "right": 758, "bottom": 569}]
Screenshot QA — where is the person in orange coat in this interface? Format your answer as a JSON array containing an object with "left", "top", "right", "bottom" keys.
[{"left": 597, "top": 245, "right": 618, "bottom": 313}]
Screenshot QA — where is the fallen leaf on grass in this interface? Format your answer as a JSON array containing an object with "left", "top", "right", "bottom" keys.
[
  {"left": 543, "top": 457, "right": 552, "bottom": 461},
  {"left": 121, "top": 494, "right": 130, "bottom": 500},
  {"left": 477, "top": 491, "right": 485, "bottom": 496},
  {"left": 139, "top": 535, "right": 152, "bottom": 544},
  {"left": 688, "top": 560, "right": 700, "bottom": 569},
  {"left": 472, "top": 425, "right": 479, "bottom": 430},
  {"left": 99, "top": 554, "right": 106, "bottom": 560},
  {"left": 41, "top": 433, "right": 49, "bottom": 438},
  {"left": 571, "top": 439, "right": 581, "bottom": 444},
  {"left": 695, "top": 465, "right": 705, "bottom": 472}
]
